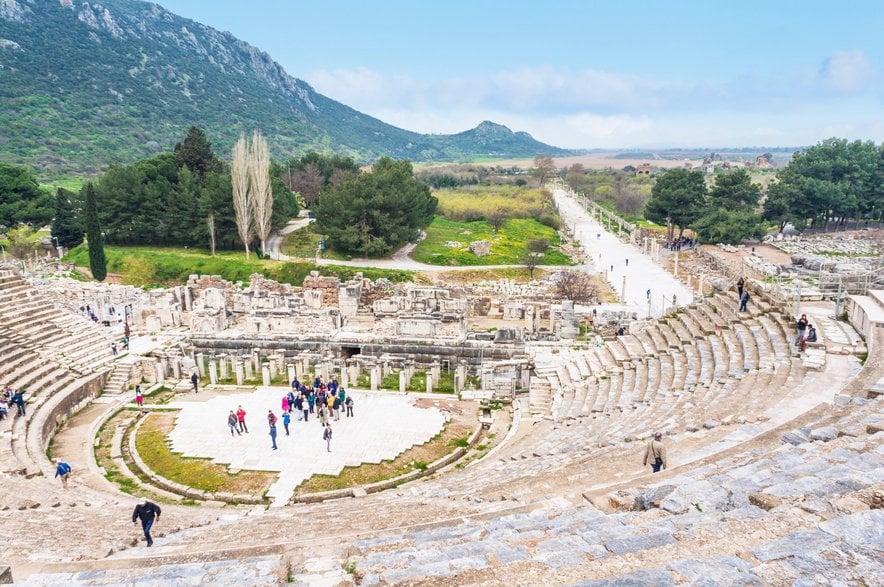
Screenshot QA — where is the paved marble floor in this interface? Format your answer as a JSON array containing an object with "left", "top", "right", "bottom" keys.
[{"left": 165, "top": 388, "right": 448, "bottom": 506}]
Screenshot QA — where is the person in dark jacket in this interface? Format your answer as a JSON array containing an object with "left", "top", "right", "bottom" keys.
[
  {"left": 11, "top": 389, "right": 25, "bottom": 416},
  {"left": 191, "top": 372, "right": 199, "bottom": 393},
  {"left": 132, "top": 497, "right": 161, "bottom": 547}
]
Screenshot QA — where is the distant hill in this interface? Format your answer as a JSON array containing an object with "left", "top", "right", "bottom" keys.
[{"left": 0, "top": 0, "right": 571, "bottom": 176}]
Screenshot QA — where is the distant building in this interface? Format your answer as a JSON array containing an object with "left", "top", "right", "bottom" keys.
[
  {"left": 755, "top": 153, "right": 773, "bottom": 169},
  {"left": 636, "top": 163, "right": 653, "bottom": 176},
  {"left": 701, "top": 163, "right": 715, "bottom": 175}
]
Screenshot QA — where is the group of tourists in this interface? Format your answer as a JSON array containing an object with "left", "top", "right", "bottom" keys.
[
  {"left": 0, "top": 386, "right": 26, "bottom": 420},
  {"left": 225, "top": 375, "right": 354, "bottom": 452}
]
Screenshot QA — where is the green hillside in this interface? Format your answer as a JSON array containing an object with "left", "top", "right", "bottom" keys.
[{"left": 0, "top": 0, "right": 570, "bottom": 176}]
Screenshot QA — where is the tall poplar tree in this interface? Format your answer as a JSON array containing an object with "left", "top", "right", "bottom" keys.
[{"left": 83, "top": 182, "right": 107, "bottom": 281}]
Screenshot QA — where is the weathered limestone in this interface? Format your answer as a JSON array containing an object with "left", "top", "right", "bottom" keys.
[
  {"left": 208, "top": 358, "right": 217, "bottom": 385},
  {"left": 261, "top": 363, "right": 271, "bottom": 387}
]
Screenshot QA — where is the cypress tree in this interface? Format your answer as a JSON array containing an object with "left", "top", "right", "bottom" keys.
[
  {"left": 51, "top": 188, "right": 84, "bottom": 249},
  {"left": 83, "top": 182, "right": 107, "bottom": 281}
]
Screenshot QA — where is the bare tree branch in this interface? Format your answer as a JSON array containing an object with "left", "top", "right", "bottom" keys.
[
  {"left": 249, "top": 130, "right": 273, "bottom": 255},
  {"left": 231, "top": 134, "right": 252, "bottom": 259}
]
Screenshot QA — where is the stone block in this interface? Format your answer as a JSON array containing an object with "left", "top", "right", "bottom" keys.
[
  {"left": 468, "top": 240, "right": 491, "bottom": 256},
  {"left": 818, "top": 509, "right": 884, "bottom": 551},
  {"left": 660, "top": 480, "right": 729, "bottom": 514},
  {"left": 748, "top": 493, "right": 781, "bottom": 511},
  {"left": 0, "top": 567, "right": 12, "bottom": 584},
  {"left": 809, "top": 426, "right": 838, "bottom": 442},
  {"left": 604, "top": 532, "right": 676, "bottom": 555},
  {"left": 634, "top": 485, "right": 677, "bottom": 510}
]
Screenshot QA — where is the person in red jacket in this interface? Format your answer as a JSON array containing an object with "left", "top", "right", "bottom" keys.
[{"left": 236, "top": 405, "right": 248, "bottom": 433}]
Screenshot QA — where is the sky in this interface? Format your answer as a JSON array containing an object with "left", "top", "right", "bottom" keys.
[{"left": 154, "top": 0, "right": 884, "bottom": 149}]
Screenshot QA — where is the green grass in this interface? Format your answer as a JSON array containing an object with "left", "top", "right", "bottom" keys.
[
  {"left": 435, "top": 185, "right": 552, "bottom": 221},
  {"left": 39, "top": 177, "right": 85, "bottom": 194},
  {"left": 280, "top": 223, "right": 350, "bottom": 261},
  {"left": 412, "top": 217, "right": 572, "bottom": 266},
  {"left": 63, "top": 245, "right": 413, "bottom": 285}
]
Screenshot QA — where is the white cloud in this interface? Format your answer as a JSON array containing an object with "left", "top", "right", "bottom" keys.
[
  {"left": 304, "top": 56, "right": 883, "bottom": 148},
  {"left": 818, "top": 50, "right": 876, "bottom": 92}
]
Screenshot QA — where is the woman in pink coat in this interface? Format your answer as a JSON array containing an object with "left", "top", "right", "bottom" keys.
[{"left": 281, "top": 395, "right": 290, "bottom": 414}]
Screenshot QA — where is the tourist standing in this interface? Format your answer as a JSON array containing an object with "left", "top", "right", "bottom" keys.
[
  {"left": 236, "top": 405, "right": 248, "bottom": 433},
  {"left": 12, "top": 389, "right": 25, "bottom": 416},
  {"left": 135, "top": 386, "right": 144, "bottom": 411},
  {"left": 301, "top": 395, "right": 310, "bottom": 422},
  {"left": 642, "top": 432, "right": 667, "bottom": 473},
  {"left": 269, "top": 419, "right": 278, "bottom": 451},
  {"left": 191, "top": 372, "right": 199, "bottom": 393},
  {"left": 282, "top": 411, "right": 291, "bottom": 435},
  {"left": 307, "top": 391, "right": 316, "bottom": 415},
  {"left": 736, "top": 277, "right": 745, "bottom": 299},
  {"left": 281, "top": 394, "right": 290, "bottom": 414},
  {"left": 332, "top": 394, "right": 341, "bottom": 421},
  {"left": 319, "top": 403, "right": 329, "bottom": 427},
  {"left": 227, "top": 410, "right": 240, "bottom": 436},
  {"left": 54, "top": 458, "right": 72, "bottom": 489},
  {"left": 132, "top": 497, "right": 161, "bottom": 547},
  {"left": 345, "top": 395, "right": 354, "bottom": 418},
  {"left": 795, "top": 314, "right": 808, "bottom": 346},
  {"left": 323, "top": 424, "right": 332, "bottom": 452}
]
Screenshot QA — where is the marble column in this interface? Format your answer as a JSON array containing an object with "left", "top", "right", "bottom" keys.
[
  {"left": 262, "top": 363, "right": 271, "bottom": 387},
  {"left": 399, "top": 370, "right": 407, "bottom": 393},
  {"left": 234, "top": 358, "right": 244, "bottom": 386},
  {"left": 208, "top": 358, "right": 218, "bottom": 385}
]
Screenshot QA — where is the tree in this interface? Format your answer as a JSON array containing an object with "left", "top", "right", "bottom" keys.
[
  {"left": 554, "top": 269, "right": 598, "bottom": 303},
  {"left": 174, "top": 126, "right": 221, "bottom": 178},
  {"left": 708, "top": 169, "right": 761, "bottom": 209},
  {"left": 645, "top": 169, "right": 706, "bottom": 245},
  {"left": 83, "top": 183, "right": 107, "bottom": 281},
  {"left": 522, "top": 250, "right": 541, "bottom": 278},
  {"left": 51, "top": 187, "right": 84, "bottom": 249},
  {"left": 0, "top": 164, "right": 54, "bottom": 228},
  {"left": 206, "top": 213, "right": 216, "bottom": 256},
  {"left": 692, "top": 169, "right": 764, "bottom": 244},
  {"left": 531, "top": 155, "right": 556, "bottom": 187},
  {"left": 315, "top": 157, "right": 437, "bottom": 257},
  {"left": 249, "top": 130, "right": 273, "bottom": 255},
  {"left": 5, "top": 225, "right": 40, "bottom": 260},
  {"left": 528, "top": 238, "right": 550, "bottom": 255},
  {"left": 231, "top": 134, "right": 252, "bottom": 258}
]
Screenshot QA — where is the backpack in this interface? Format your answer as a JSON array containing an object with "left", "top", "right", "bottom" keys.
[{"left": 60, "top": 462, "right": 71, "bottom": 475}]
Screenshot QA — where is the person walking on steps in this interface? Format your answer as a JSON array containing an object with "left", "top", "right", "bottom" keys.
[
  {"left": 736, "top": 277, "right": 745, "bottom": 299},
  {"left": 54, "top": 458, "right": 72, "bottom": 489},
  {"left": 191, "top": 372, "right": 199, "bottom": 394},
  {"left": 643, "top": 432, "right": 667, "bottom": 473},
  {"left": 323, "top": 424, "right": 333, "bottom": 452},
  {"left": 132, "top": 497, "right": 161, "bottom": 547},
  {"left": 12, "top": 389, "right": 25, "bottom": 416},
  {"left": 135, "top": 386, "right": 144, "bottom": 412},
  {"left": 739, "top": 290, "right": 750, "bottom": 312}
]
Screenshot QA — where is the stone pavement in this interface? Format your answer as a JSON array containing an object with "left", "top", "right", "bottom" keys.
[
  {"left": 165, "top": 389, "right": 448, "bottom": 506},
  {"left": 553, "top": 188, "right": 695, "bottom": 317}
]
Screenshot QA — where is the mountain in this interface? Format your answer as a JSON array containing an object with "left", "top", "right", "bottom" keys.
[{"left": 0, "top": 0, "right": 571, "bottom": 176}]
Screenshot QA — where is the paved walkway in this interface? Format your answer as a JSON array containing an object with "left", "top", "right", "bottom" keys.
[
  {"left": 265, "top": 217, "right": 314, "bottom": 261},
  {"left": 165, "top": 389, "right": 447, "bottom": 506},
  {"left": 553, "top": 188, "right": 694, "bottom": 317}
]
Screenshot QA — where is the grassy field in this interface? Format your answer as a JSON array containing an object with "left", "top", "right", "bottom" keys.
[
  {"left": 280, "top": 223, "right": 349, "bottom": 261},
  {"left": 137, "top": 412, "right": 274, "bottom": 496},
  {"left": 39, "top": 177, "right": 85, "bottom": 194},
  {"left": 296, "top": 410, "right": 474, "bottom": 494},
  {"left": 435, "top": 185, "right": 555, "bottom": 223},
  {"left": 412, "top": 217, "right": 571, "bottom": 266},
  {"left": 63, "top": 245, "right": 413, "bottom": 286}
]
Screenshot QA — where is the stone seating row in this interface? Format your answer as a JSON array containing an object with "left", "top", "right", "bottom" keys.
[
  {"left": 308, "top": 396, "right": 882, "bottom": 585},
  {"left": 0, "top": 272, "right": 117, "bottom": 375}
]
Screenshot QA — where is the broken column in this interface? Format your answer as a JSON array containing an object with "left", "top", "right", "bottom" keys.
[
  {"left": 234, "top": 358, "right": 244, "bottom": 386},
  {"left": 262, "top": 363, "right": 271, "bottom": 387},
  {"left": 208, "top": 357, "right": 218, "bottom": 385}
]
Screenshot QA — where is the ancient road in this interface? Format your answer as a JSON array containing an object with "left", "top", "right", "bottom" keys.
[{"left": 553, "top": 187, "right": 694, "bottom": 317}]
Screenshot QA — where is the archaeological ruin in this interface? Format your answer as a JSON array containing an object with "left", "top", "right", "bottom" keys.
[{"left": 0, "top": 187, "right": 882, "bottom": 585}]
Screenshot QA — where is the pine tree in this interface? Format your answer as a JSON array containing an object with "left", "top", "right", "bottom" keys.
[
  {"left": 83, "top": 182, "right": 107, "bottom": 281},
  {"left": 51, "top": 187, "right": 84, "bottom": 249}
]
